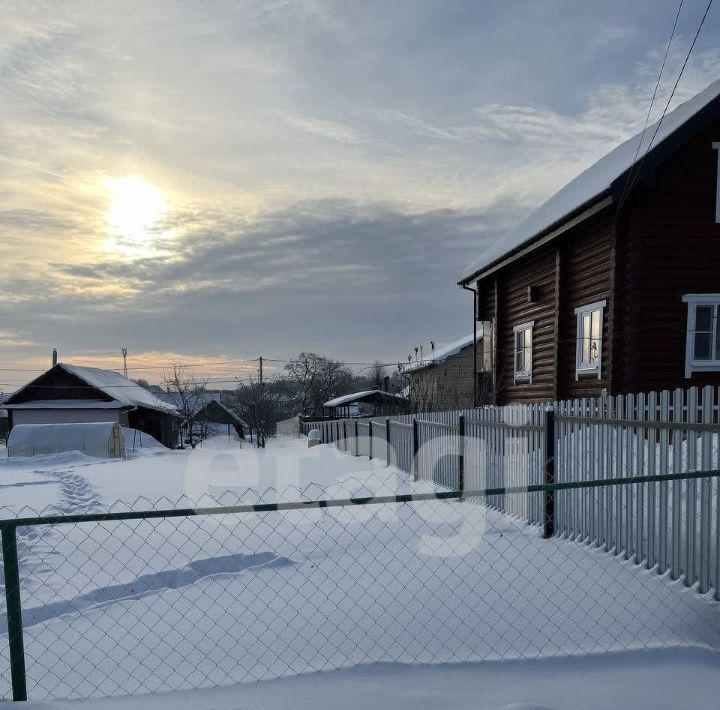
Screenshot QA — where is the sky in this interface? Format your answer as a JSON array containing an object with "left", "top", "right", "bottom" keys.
[{"left": 1, "top": 0, "right": 720, "bottom": 387}]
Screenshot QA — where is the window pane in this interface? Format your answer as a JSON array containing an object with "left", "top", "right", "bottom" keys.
[
  {"left": 514, "top": 327, "right": 531, "bottom": 375},
  {"left": 591, "top": 310, "right": 601, "bottom": 340},
  {"left": 696, "top": 305, "right": 713, "bottom": 332},
  {"left": 695, "top": 332, "right": 712, "bottom": 360},
  {"left": 581, "top": 314, "right": 590, "bottom": 363}
]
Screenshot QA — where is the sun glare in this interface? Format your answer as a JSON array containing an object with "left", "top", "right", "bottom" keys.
[{"left": 104, "top": 176, "right": 169, "bottom": 258}]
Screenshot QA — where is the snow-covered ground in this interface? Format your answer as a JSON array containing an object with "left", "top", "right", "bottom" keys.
[
  {"left": 0, "top": 435, "right": 410, "bottom": 515},
  {"left": 22, "top": 648, "right": 720, "bottom": 710},
  {"left": 1, "top": 437, "right": 719, "bottom": 707}
]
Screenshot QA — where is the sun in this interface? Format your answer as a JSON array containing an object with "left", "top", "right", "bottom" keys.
[{"left": 103, "top": 176, "right": 169, "bottom": 257}]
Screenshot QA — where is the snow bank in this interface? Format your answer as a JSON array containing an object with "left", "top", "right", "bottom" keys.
[
  {"left": 19, "top": 647, "right": 720, "bottom": 710},
  {"left": 7, "top": 423, "right": 126, "bottom": 459},
  {"left": 122, "top": 427, "right": 166, "bottom": 451}
]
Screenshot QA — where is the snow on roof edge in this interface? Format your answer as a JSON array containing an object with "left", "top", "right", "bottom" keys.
[
  {"left": 460, "top": 79, "right": 720, "bottom": 283},
  {"left": 324, "top": 390, "right": 408, "bottom": 408},
  {"left": 60, "top": 364, "right": 176, "bottom": 413},
  {"left": 403, "top": 330, "right": 483, "bottom": 373}
]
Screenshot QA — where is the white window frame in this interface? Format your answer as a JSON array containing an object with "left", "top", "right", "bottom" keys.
[
  {"left": 513, "top": 321, "right": 534, "bottom": 383},
  {"left": 683, "top": 294, "right": 720, "bottom": 378},
  {"left": 574, "top": 300, "right": 606, "bottom": 380},
  {"left": 713, "top": 143, "right": 720, "bottom": 223}
]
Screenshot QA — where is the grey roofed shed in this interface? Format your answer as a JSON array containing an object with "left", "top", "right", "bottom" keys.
[{"left": 323, "top": 390, "right": 408, "bottom": 418}]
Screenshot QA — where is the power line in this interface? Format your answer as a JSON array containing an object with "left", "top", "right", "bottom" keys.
[
  {"left": 617, "top": 0, "right": 685, "bottom": 212},
  {"left": 618, "top": 0, "right": 714, "bottom": 213},
  {"left": 0, "top": 359, "right": 262, "bottom": 374}
]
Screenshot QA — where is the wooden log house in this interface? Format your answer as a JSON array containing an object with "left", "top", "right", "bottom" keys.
[{"left": 459, "top": 80, "right": 720, "bottom": 404}]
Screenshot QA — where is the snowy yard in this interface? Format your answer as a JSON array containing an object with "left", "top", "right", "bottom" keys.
[
  {"left": 1, "top": 437, "right": 720, "bottom": 708},
  {"left": 21, "top": 648, "right": 720, "bottom": 710}
]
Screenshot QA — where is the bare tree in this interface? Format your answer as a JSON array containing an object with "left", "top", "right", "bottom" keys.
[
  {"left": 163, "top": 365, "right": 209, "bottom": 448},
  {"left": 233, "top": 377, "right": 282, "bottom": 448},
  {"left": 368, "top": 360, "right": 386, "bottom": 390},
  {"left": 283, "top": 352, "right": 353, "bottom": 417}
]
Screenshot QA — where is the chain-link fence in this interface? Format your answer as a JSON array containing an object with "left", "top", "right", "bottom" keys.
[
  {"left": 307, "top": 386, "right": 720, "bottom": 596},
  {"left": 2, "top": 471, "right": 720, "bottom": 701}
]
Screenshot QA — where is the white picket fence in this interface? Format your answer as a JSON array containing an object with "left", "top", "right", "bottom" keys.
[{"left": 303, "top": 385, "right": 720, "bottom": 599}]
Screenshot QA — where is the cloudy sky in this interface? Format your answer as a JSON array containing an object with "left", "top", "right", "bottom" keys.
[{"left": 1, "top": 0, "right": 719, "bottom": 386}]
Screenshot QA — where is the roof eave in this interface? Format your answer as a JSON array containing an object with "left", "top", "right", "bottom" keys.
[
  {"left": 458, "top": 193, "right": 613, "bottom": 287},
  {"left": 460, "top": 87, "right": 720, "bottom": 288},
  {"left": 609, "top": 88, "right": 720, "bottom": 205}
]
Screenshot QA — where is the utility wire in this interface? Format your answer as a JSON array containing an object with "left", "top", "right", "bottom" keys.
[
  {"left": 618, "top": 0, "right": 714, "bottom": 213},
  {"left": 616, "top": 0, "right": 685, "bottom": 212}
]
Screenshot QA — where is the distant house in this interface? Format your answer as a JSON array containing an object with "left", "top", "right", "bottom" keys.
[
  {"left": 194, "top": 395, "right": 246, "bottom": 439},
  {"left": 4, "top": 363, "right": 180, "bottom": 448},
  {"left": 323, "top": 390, "right": 408, "bottom": 418},
  {"left": 459, "top": 79, "right": 720, "bottom": 404},
  {"left": 403, "top": 332, "right": 488, "bottom": 410}
]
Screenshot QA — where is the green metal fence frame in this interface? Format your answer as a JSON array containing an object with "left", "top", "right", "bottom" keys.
[{"left": 3, "top": 467, "right": 720, "bottom": 702}]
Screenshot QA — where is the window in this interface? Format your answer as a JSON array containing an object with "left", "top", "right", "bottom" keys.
[
  {"left": 479, "top": 321, "right": 493, "bottom": 371},
  {"left": 575, "top": 300, "right": 606, "bottom": 379},
  {"left": 683, "top": 294, "right": 720, "bottom": 377},
  {"left": 513, "top": 321, "right": 533, "bottom": 382}
]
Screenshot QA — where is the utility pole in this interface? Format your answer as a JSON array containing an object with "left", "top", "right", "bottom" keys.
[
  {"left": 121, "top": 347, "right": 128, "bottom": 378},
  {"left": 257, "top": 356, "right": 265, "bottom": 448}
]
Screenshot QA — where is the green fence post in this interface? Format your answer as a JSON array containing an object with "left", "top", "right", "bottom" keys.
[
  {"left": 458, "top": 414, "right": 465, "bottom": 499},
  {"left": 2, "top": 524, "right": 27, "bottom": 701},
  {"left": 386, "top": 418, "right": 391, "bottom": 466},
  {"left": 368, "top": 420, "right": 373, "bottom": 460},
  {"left": 412, "top": 417, "right": 419, "bottom": 481},
  {"left": 543, "top": 408, "right": 556, "bottom": 539}
]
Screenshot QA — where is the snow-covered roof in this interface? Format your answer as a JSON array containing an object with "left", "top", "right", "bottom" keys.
[
  {"left": 3, "top": 399, "right": 124, "bottom": 410},
  {"left": 6, "top": 364, "right": 176, "bottom": 414},
  {"left": 201, "top": 398, "right": 246, "bottom": 425},
  {"left": 324, "top": 390, "right": 407, "bottom": 408},
  {"left": 60, "top": 365, "right": 175, "bottom": 412},
  {"left": 460, "top": 79, "right": 720, "bottom": 283},
  {"left": 403, "top": 330, "right": 483, "bottom": 374}
]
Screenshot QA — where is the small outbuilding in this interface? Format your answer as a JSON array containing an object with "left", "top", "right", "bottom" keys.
[
  {"left": 323, "top": 390, "right": 408, "bottom": 418},
  {"left": 4, "top": 363, "right": 180, "bottom": 448},
  {"left": 193, "top": 396, "right": 246, "bottom": 439}
]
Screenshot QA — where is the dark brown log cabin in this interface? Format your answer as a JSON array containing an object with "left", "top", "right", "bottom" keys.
[{"left": 459, "top": 80, "right": 720, "bottom": 405}]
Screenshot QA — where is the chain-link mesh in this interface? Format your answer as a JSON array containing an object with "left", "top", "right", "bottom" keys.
[{"left": 2, "top": 472, "right": 720, "bottom": 701}]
